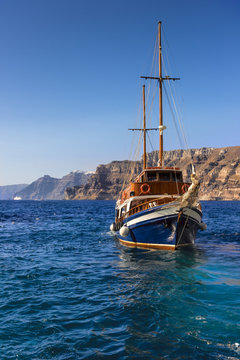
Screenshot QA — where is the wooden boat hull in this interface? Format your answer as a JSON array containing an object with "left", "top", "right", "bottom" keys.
[{"left": 118, "top": 238, "right": 176, "bottom": 251}]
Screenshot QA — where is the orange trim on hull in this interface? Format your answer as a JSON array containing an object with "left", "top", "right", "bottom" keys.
[{"left": 118, "top": 238, "right": 176, "bottom": 251}]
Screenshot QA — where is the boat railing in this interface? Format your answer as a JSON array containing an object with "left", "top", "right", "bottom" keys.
[{"left": 117, "top": 196, "right": 179, "bottom": 223}]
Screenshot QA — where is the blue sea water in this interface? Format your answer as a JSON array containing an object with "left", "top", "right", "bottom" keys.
[{"left": 0, "top": 200, "right": 239, "bottom": 360}]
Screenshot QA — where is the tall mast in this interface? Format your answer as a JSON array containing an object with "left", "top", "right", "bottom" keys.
[
  {"left": 129, "top": 84, "right": 159, "bottom": 167},
  {"left": 158, "top": 21, "right": 163, "bottom": 167},
  {"left": 143, "top": 84, "right": 147, "bottom": 169},
  {"left": 140, "top": 22, "right": 180, "bottom": 168}
]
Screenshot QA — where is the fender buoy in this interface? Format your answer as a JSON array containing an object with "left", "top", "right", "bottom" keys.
[
  {"left": 140, "top": 183, "right": 151, "bottom": 194},
  {"left": 181, "top": 184, "right": 190, "bottom": 194},
  {"left": 120, "top": 225, "right": 129, "bottom": 237},
  {"left": 110, "top": 222, "right": 116, "bottom": 231}
]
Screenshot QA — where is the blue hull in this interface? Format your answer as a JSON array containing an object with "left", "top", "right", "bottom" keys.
[
  {"left": 121, "top": 217, "right": 176, "bottom": 243},
  {"left": 114, "top": 206, "right": 203, "bottom": 250}
]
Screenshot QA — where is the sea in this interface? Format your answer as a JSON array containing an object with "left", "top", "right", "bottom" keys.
[{"left": 0, "top": 200, "right": 239, "bottom": 360}]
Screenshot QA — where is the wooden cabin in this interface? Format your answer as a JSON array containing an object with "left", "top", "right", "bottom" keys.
[{"left": 121, "top": 167, "right": 189, "bottom": 202}]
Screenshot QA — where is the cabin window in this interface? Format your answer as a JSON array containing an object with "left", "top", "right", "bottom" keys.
[
  {"left": 159, "top": 172, "right": 170, "bottom": 181},
  {"left": 173, "top": 172, "right": 183, "bottom": 182},
  {"left": 177, "top": 173, "right": 183, "bottom": 182},
  {"left": 130, "top": 191, "right": 135, "bottom": 196},
  {"left": 147, "top": 172, "right": 157, "bottom": 181}
]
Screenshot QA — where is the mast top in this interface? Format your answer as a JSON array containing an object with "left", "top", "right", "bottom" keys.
[{"left": 139, "top": 21, "right": 180, "bottom": 168}]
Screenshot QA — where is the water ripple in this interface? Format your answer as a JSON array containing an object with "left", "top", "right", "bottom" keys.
[{"left": 0, "top": 200, "right": 239, "bottom": 359}]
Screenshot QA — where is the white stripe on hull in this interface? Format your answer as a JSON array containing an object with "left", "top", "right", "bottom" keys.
[
  {"left": 181, "top": 208, "right": 202, "bottom": 224},
  {"left": 126, "top": 206, "right": 179, "bottom": 227}
]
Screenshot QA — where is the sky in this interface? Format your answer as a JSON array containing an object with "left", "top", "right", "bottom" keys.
[{"left": 0, "top": 0, "right": 239, "bottom": 185}]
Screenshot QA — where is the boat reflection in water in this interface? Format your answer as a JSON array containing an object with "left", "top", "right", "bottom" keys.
[{"left": 112, "top": 244, "right": 208, "bottom": 357}]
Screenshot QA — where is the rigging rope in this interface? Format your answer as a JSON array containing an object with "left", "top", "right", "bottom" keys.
[
  {"left": 147, "top": 132, "right": 155, "bottom": 153},
  {"left": 161, "top": 25, "right": 194, "bottom": 170},
  {"left": 120, "top": 32, "right": 160, "bottom": 195},
  {"left": 162, "top": 54, "right": 194, "bottom": 171}
]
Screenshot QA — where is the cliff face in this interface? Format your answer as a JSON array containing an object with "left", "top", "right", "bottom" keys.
[
  {"left": 45, "top": 171, "right": 91, "bottom": 200},
  {"left": 64, "top": 146, "right": 240, "bottom": 201},
  {"left": 15, "top": 171, "right": 91, "bottom": 200},
  {"left": 15, "top": 175, "right": 60, "bottom": 200},
  {"left": 0, "top": 184, "right": 28, "bottom": 200},
  {"left": 65, "top": 161, "right": 142, "bottom": 200}
]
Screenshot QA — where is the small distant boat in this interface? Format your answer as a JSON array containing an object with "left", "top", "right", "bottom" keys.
[
  {"left": 110, "top": 22, "right": 206, "bottom": 250},
  {"left": 13, "top": 196, "right": 22, "bottom": 200}
]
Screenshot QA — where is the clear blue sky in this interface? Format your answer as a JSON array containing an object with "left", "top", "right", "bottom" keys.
[{"left": 0, "top": 0, "right": 239, "bottom": 185}]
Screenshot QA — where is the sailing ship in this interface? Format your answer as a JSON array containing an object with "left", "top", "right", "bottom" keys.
[{"left": 110, "top": 22, "right": 206, "bottom": 250}]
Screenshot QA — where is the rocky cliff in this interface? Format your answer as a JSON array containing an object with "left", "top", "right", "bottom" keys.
[
  {"left": 64, "top": 146, "right": 240, "bottom": 201},
  {"left": 15, "top": 171, "right": 91, "bottom": 200}
]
